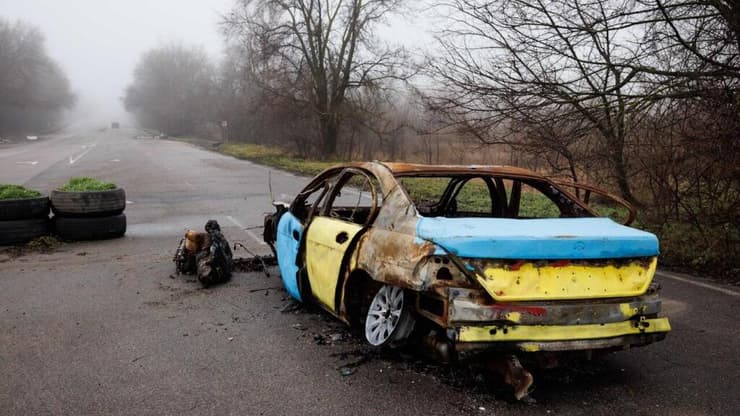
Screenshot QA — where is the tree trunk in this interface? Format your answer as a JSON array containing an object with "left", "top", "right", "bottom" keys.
[
  {"left": 319, "top": 113, "right": 338, "bottom": 159},
  {"left": 613, "top": 149, "right": 641, "bottom": 207}
]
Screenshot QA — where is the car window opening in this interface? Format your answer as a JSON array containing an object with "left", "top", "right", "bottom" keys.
[
  {"left": 398, "top": 175, "right": 590, "bottom": 219},
  {"left": 323, "top": 171, "right": 382, "bottom": 226}
]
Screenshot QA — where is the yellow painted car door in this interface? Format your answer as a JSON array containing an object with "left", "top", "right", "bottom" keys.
[{"left": 304, "top": 216, "right": 363, "bottom": 311}]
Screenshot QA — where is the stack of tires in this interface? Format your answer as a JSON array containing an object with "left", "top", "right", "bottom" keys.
[
  {"left": 51, "top": 188, "right": 127, "bottom": 241},
  {"left": 0, "top": 196, "right": 50, "bottom": 245}
]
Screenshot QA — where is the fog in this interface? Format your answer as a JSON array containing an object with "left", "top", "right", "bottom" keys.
[
  {"left": 1, "top": 0, "right": 233, "bottom": 128},
  {"left": 0, "top": 0, "right": 431, "bottom": 131}
]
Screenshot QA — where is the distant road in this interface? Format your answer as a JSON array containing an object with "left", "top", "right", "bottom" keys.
[{"left": 0, "top": 127, "right": 738, "bottom": 415}]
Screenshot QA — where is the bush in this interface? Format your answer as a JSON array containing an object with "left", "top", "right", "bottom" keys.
[
  {"left": 59, "top": 177, "right": 117, "bottom": 192},
  {"left": 0, "top": 184, "right": 42, "bottom": 200},
  {"left": 649, "top": 221, "right": 739, "bottom": 279}
]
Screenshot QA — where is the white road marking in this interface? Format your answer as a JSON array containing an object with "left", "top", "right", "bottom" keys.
[
  {"left": 184, "top": 181, "right": 194, "bottom": 189},
  {"left": 126, "top": 200, "right": 135, "bottom": 204},
  {"left": 226, "top": 215, "right": 244, "bottom": 228},
  {"left": 111, "top": 158, "right": 120, "bottom": 162},
  {"left": 246, "top": 229, "right": 268, "bottom": 246},
  {"left": 68, "top": 143, "right": 96, "bottom": 164},
  {"left": 656, "top": 270, "right": 740, "bottom": 297},
  {"left": 227, "top": 215, "right": 267, "bottom": 246},
  {"left": 15, "top": 161, "right": 38, "bottom": 165}
]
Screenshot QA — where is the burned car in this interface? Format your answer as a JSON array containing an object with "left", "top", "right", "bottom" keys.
[{"left": 264, "top": 162, "right": 670, "bottom": 396}]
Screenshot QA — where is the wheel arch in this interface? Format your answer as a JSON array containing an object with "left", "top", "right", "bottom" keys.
[
  {"left": 340, "top": 268, "right": 380, "bottom": 326},
  {"left": 340, "top": 267, "right": 423, "bottom": 327}
]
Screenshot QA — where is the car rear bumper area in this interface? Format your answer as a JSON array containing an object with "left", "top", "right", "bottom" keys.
[
  {"left": 443, "top": 289, "right": 671, "bottom": 354},
  {"left": 451, "top": 317, "right": 670, "bottom": 353}
]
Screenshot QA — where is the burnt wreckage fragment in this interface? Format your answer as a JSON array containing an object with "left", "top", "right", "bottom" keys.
[{"left": 174, "top": 220, "right": 233, "bottom": 286}]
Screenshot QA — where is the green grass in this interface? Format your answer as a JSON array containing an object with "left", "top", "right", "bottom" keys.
[
  {"left": 59, "top": 177, "right": 117, "bottom": 192},
  {"left": 220, "top": 143, "right": 334, "bottom": 176},
  {"left": 400, "top": 176, "right": 635, "bottom": 222},
  {"left": 0, "top": 184, "right": 42, "bottom": 200}
]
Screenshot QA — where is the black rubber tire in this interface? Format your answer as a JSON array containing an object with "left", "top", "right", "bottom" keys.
[
  {"left": 0, "top": 196, "right": 50, "bottom": 221},
  {"left": 0, "top": 219, "right": 50, "bottom": 245},
  {"left": 50, "top": 188, "right": 126, "bottom": 217},
  {"left": 53, "top": 214, "right": 126, "bottom": 241}
]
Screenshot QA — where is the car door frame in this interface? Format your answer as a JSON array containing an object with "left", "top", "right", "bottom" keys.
[
  {"left": 302, "top": 168, "right": 381, "bottom": 314},
  {"left": 276, "top": 168, "right": 342, "bottom": 301}
]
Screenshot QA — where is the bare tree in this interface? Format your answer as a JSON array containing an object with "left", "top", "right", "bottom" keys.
[
  {"left": 218, "top": 41, "right": 317, "bottom": 152},
  {"left": 0, "top": 18, "right": 75, "bottom": 135},
  {"left": 124, "top": 44, "right": 217, "bottom": 136},
  {"left": 222, "top": 0, "right": 410, "bottom": 158},
  {"left": 633, "top": 0, "right": 739, "bottom": 91},
  {"left": 428, "top": 0, "right": 667, "bottom": 204},
  {"left": 428, "top": 0, "right": 739, "bottom": 273}
]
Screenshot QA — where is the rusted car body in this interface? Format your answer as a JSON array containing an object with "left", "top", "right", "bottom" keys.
[{"left": 264, "top": 162, "right": 670, "bottom": 384}]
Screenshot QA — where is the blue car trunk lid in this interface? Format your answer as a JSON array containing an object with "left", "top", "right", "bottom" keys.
[{"left": 416, "top": 217, "right": 658, "bottom": 260}]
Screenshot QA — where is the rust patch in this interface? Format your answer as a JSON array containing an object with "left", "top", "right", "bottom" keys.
[
  {"left": 549, "top": 260, "right": 570, "bottom": 268},
  {"left": 355, "top": 227, "right": 437, "bottom": 290}
]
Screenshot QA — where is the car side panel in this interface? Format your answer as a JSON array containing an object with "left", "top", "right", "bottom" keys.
[
  {"left": 305, "top": 216, "right": 363, "bottom": 310},
  {"left": 276, "top": 212, "right": 303, "bottom": 301}
]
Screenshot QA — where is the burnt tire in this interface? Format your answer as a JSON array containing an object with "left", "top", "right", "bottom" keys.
[
  {"left": 51, "top": 188, "right": 126, "bottom": 217},
  {"left": 53, "top": 214, "right": 126, "bottom": 241},
  {"left": 0, "top": 197, "right": 50, "bottom": 221},
  {"left": 0, "top": 219, "right": 50, "bottom": 245}
]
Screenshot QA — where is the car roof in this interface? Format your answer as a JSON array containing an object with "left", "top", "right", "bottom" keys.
[
  {"left": 310, "top": 162, "right": 554, "bottom": 196},
  {"left": 327, "top": 161, "right": 546, "bottom": 179},
  {"left": 379, "top": 162, "right": 544, "bottom": 178}
]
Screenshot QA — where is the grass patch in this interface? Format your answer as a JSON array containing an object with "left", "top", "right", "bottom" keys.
[
  {"left": 59, "top": 177, "right": 117, "bottom": 192},
  {"left": 0, "top": 184, "right": 42, "bottom": 200},
  {"left": 399, "top": 177, "right": 611, "bottom": 220},
  {"left": 220, "top": 143, "right": 334, "bottom": 176}
]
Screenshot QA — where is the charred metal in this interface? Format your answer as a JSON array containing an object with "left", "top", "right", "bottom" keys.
[{"left": 263, "top": 162, "right": 671, "bottom": 400}]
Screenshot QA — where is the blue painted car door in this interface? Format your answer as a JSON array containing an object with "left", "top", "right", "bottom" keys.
[{"left": 276, "top": 211, "right": 304, "bottom": 301}]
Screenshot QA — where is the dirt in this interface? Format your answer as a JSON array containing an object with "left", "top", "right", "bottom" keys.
[{"left": 0, "top": 236, "right": 63, "bottom": 261}]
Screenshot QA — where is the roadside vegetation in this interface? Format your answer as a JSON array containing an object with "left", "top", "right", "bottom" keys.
[
  {"left": 220, "top": 143, "right": 333, "bottom": 177},
  {"left": 0, "top": 184, "right": 42, "bottom": 200},
  {"left": 0, "top": 18, "right": 75, "bottom": 136},
  {"left": 59, "top": 177, "right": 116, "bottom": 192}
]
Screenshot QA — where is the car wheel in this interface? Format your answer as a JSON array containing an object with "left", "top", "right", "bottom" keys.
[{"left": 365, "top": 284, "right": 415, "bottom": 347}]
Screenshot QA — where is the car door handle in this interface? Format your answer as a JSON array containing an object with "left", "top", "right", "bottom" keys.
[{"left": 335, "top": 231, "right": 349, "bottom": 244}]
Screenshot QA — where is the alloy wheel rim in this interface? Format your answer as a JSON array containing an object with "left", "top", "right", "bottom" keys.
[{"left": 365, "top": 285, "right": 404, "bottom": 346}]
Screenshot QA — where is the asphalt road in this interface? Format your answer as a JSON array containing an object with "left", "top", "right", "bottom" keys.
[{"left": 1, "top": 127, "right": 738, "bottom": 416}]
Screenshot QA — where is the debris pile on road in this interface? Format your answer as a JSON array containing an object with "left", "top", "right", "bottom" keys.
[
  {"left": 174, "top": 219, "right": 233, "bottom": 286},
  {"left": 232, "top": 246, "right": 276, "bottom": 274}
]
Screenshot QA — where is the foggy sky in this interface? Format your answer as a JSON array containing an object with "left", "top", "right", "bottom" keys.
[
  {"left": 0, "top": 0, "right": 432, "bottom": 128},
  {"left": 1, "top": 0, "right": 233, "bottom": 126}
]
